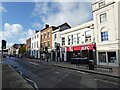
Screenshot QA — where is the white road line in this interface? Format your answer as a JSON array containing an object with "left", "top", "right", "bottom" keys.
[
  {"left": 25, "top": 78, "right": 39, "bottom": 89},
  {"left": 55, "top": 71, "right": 60, "bottom": 74},
  {"left": 28, "top": 62, "right": 39, "bottom": 66}
]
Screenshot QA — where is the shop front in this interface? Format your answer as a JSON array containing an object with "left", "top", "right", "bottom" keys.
[
  {"left": 66, "top": 44, "right": 96, "bottom": 64},
  {"left": 97, "top": 51, "right": 118, "bottom": 66}
]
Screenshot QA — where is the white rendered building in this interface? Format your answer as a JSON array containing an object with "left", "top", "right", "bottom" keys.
[
  {"left": 60, "top": 21, "right": 95, "bottom": 62},
  {"left": 92, "top": 0, "right": 120, "bottom": 66},
  {"left": 31, "top": 31, "right": 41, "bottom": 58}
]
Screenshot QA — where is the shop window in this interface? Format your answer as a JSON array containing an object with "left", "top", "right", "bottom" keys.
[
  {"left": 98, "top": 52, "right": 106, "bottom": 63},
  {"left": 107, "top": 52, "right": 116, "bottom": 63}
]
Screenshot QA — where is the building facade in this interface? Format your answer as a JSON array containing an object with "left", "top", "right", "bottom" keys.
[
  {"left": 60, "top": 21, "right": 95, "bottom": 63},
  {"left": 26, "top": 38, "right": 31, "bottom": 58},
  {"left": 31, "top": 31, "right": 41, "bottom": 59},
  {"left": 51, "top": 23, "right": 71, "bottom": 61},
  {"left": 92, "top": 0, "right": 120, "bottom": 66},
  {"left": 40, "top": 24, "right": 56, "bottom": 59}
]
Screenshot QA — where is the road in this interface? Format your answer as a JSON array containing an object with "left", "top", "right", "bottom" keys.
[{"left": 2, "top": 57, "right": 120, "bottom": 88}]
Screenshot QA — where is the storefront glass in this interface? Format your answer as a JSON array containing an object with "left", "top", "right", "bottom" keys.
[
  {"left": 107, "top": 52, "right": 116, "bottom": 63},
  {"left": 98, "top": 52, "right": 106, "bottom": 63}
]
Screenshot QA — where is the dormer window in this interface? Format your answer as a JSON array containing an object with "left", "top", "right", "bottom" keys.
[{"left": 98, "top": 1, "right": 105, "bottom": 8}]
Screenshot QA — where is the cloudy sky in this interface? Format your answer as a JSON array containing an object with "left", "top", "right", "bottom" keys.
[{"left": 0, "top": 0, "right": 93, "bottom": 49}]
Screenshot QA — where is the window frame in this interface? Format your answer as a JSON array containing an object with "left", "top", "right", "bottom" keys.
[
  {"left": 100, "top": 13, "right": 107, "bottom": 23},
  {"left": 101, "top": 31, "right": 108, "bottom": 41},
  {"left": 98, "top": 1, "right": 105, "bottom": 8}
]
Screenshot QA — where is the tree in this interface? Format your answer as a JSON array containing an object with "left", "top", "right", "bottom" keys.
[{"left": 19, "top": 44, "right": 26, "bottom": 55}]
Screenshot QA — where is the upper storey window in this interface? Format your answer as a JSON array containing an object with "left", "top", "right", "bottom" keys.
[
  {"left": 100, "top": 13, "right": 107, "bottom": 23},
  {"left": 98, "top": 1, "right": 105, "bottom": 8}
]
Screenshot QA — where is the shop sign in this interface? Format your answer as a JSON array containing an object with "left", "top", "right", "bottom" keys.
[
  {"left": 66, "top": 44, "right": 94, "bottom": 51},
  {"left": 82, "top": 46, "right": 90, "bottom": 50}
]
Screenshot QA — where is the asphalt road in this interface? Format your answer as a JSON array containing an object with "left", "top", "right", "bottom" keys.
[{"left": 3, "top": 57, "right": 120, "bottom": 89}]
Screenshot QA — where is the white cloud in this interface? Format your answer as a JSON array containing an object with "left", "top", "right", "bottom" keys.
[
  {"left": 33, "top": 2, "right": 93, "bottom": 27},
  {"left": 0, "top": 6, "right": 7, "bottom": 13},
  {"left": 32, "top": 22, "right": 42, "bottom": 29},
  {"left": 1, "top": 23, "right": 36, "bottom": 49}
]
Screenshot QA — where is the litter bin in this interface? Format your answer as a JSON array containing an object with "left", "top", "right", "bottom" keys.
[{"left": 88, "top": 60, "right": 95, "bottom": 70}]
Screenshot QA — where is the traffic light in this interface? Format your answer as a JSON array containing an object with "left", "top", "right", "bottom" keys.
[{"left": 2, "top": 40, "right": 6, "bottom": 49}]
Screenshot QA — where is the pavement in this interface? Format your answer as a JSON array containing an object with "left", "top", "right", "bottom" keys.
[
  {"left": 25, "top": 58, "right": 120, "bottom": 78},
  {"left": 2, "top": 63, "right": 34, "bottom": 89}
]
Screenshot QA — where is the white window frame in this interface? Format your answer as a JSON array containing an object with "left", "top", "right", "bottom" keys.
[{"left": 100, "top": 13, "right": 107, "bottom": 23}]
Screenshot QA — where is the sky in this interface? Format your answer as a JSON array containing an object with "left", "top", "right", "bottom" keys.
[{"left": 0, "top": 0, "right": 93, "bottom": 49}]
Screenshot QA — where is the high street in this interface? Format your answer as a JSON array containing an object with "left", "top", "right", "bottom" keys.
[{"left": 2, "top": 57, "right": 120, "bottom": 89}]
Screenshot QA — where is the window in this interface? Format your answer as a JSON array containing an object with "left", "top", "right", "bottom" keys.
[
  {"left": 41, "top": 35, "right": 42, "bottom": 39},
  {"left": 32, "top": 43, "right": 33, "bottom": 48},
  {"left": 35, "top": 35, "right": 36, "bottom": 39},
  {"left": 85, "top": 30, "right": 91, "bottom": 43},
  {"left": 72, "top": 35, "right": 76, "bottom": 44},
  {"left": 44, "top": 42, "right": 46, "bottom": 47},
  {"left": 34, "top": 42, "right": 36, "bottom": 48},
  {"left": 68, "top": 35, "right": 71, "bottom": 45},
  {"left": 62, "top": 37, "right": 65, "bottom": 46},
  {"left": 44, "top": 33, "right": 46, "bottom": 38},
  {"left": 37, "top": 34, "right": 39, "bottom": 38},
  {"left": 100, "top": 13, "right": 107, "bottom": 23},
  {"left": 98, "top": 52, "right": 106, "bottom": 63},
  {"left": 77, "top": 33, "right": 81, "bottom": 44},
  {"left": 107, "top": 52, "right": 116, "bottom": 63},
  {"left": 37, "top": 41, "right": 38, "bottom": 48},
  {"left": 98, "top": 1, "right": 105, "bottom": 8},
  {"left": 54, "top": 34, "right": 56, "bottom": 40},
  {"left": 48, "top": 41, "right": 50, "bottom": 48},
  {"left": 71, "top": 35, "right": 73, "bottom": 45},
  {"left": 101, "top": 31, "right": 108, "bottom": 41},
  {"left": 48, "top": 32, "right": 50, "bottom": 38}
]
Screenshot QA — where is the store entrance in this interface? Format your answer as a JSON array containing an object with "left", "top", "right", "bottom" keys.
[{"left": 67, "top": 50, "right": 93, "bottom": 64}]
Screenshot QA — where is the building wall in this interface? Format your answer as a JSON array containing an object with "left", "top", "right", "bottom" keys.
[
  {"left": 92, "top": 0, "right": 120, "bottom": 66},
  {"left": 26, "top": 38, "right": 31, "bottom": 51},
  {"left": 52, "top": 29, "right": 61, "bottom": 49},
  {"left": 40, "top": 27, "right": 53, "bottom": 51},
  {"left": 60, "top": 21, "right": 94, "bottom": 62},
  {"left": 31, "top": 31, "right": 41, "bottom": 58}
]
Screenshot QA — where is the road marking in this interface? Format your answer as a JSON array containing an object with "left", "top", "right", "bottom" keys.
[
  {"left": 25, "top": 78, "right": 39, "bottom": 89},
  {"left": 77, "top": 71, "right": 87, "bottom": 74},
  {"left": 55, "top": 71, "right": 60, "bottom": 74},
  {"left": 28, "top": 62, "right": 39, "bottom": 66},
  {"left": 95, "top": 78, "right": 119, "bottom": 85}
]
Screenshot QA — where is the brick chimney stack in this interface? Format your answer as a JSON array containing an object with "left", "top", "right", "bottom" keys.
[{"left": 45, "top": 24, "right": 49, "bottom": 28}]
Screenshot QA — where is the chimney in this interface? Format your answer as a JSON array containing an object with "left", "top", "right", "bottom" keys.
[{"left": 45, "top": 24, "right": 49, "bottom": 28}]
